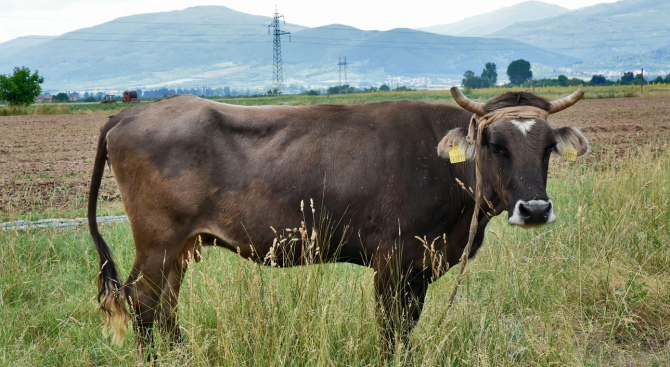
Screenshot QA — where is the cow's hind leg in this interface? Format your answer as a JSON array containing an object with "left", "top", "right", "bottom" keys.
[
  {"left": 373, "top": 250, "right": 429, "bottom": 358},
  {"left": 125, "top": 239, "right": 188, "bottom": 359},
  {"left": 159, "top": 249, "right": 189, "bottom": 346},
  {"left": 125, "top": 255, "right": 168, "bottom": 358},
  {"left": 126, "top": 233, "right": 203, "bottom": 360}
]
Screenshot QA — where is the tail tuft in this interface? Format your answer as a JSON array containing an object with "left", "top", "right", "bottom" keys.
[{"left": 100, "top": 283, "right": 130, "bottom": 346}]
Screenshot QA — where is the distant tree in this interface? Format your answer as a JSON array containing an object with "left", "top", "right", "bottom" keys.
[
  {"left": 96, "top": 92, "right": 104, "bottom": 100},
  {"left": 481, "top": 62, "right": 497, "bottom": 85},
  {"left": 326, "top": 86, "right": 341, "bottom": 95},
  {"left": 589, "top": 75, "right": 607, "bottom": 86},
  {"left": 635, "top": 73, "right": 646, "bottom": 85},
  {"left": 53, "top": 92, "right": 69, "bottom": 103},
  {"left": 84, "top": 91, "right": 90, "bottom": 98},
  {"left": 621, "top": 71, "right": 635, "bottom": 84},
  {"left": 507, "top": 59, "right": 533, "bottom": 85},
  {"left": 665, "top": 73, "right": 670, "bottom": 84},
  {"left": 462, "top": 71, "right": 475, "bottom": 88},
  {"left": 462, "top": 70, "right": 489, "bottom": 89},
  {"left": 302, "top": 89, "right": 320, "bottom": 96},
  {"left": 84, "top": 96, "right": 97, "bottom": 102},
  {"left": 557, "top": 75, "right": 568, "bottom": 86},
  {"left": 393, "top": 86, "right": 415, "bottom": 92},
  {"left": 0, "top": 66, "right": 44, "bottom": 107},
  {"left": 379, "top": 84, "right": 390, "bottom": 92}
]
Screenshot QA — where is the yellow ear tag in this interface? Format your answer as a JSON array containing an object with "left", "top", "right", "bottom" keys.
[
  {"left": 562, "top": 145, "right": 577, "bottom": 161},
  {"left": 449, "top": 144, "right": 466, "bottom": 164}
]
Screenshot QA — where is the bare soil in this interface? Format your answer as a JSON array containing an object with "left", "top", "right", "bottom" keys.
[
  {"left": 1, "top": 97, "right": 669, "bottom": 215},
  {"left": 0, "top": 114, "right": 117, "bottom": 215},
  {"left": 549, "top": 96, "right": 670, "bottom": 151}
]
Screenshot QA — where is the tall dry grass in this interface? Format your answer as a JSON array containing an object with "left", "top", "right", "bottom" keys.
[{"left": 0, "top": 145, "right": 668, "bottom": 366}]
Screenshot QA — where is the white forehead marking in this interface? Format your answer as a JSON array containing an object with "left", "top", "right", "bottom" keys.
[{"left": 509, "top": 119, "right": 536, "bottom": 136}]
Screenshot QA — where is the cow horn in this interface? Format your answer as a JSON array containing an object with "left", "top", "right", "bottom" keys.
[
  {"left": 548, "top": 89, "right": 585, "bottom": 114},
  {"left": 450, "top": 87, "right": 486, "bottom": 116}
]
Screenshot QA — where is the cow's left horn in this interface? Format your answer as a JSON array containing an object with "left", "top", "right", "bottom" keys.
[
  {"left": 451, "top": 87, "right": 486, "bottom": 116},
  {"left": 548, "top": 89, "right": 585, "bottom": 114}
]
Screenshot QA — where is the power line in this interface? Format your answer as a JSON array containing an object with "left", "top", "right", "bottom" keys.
[
  {"left": 0, "top": 15, "right": 269, "bottom": 26},
  {"left": 12, "top": 36, "right": 270, "bottom": 45},
  {"left": 2, "top": 14, "right": 670, "bottom": 37},
  {"left": 6, "top": 29, "right": 670, "bottom": 46},
  {"left": 1, "top": 29, "right": 268, "bottom": 37},
  {"left": 288, "top": 40, "right": 670, "bottom": 52},
  {"left": 11, "top": 35, "right": 670, "bottom": 51},
  {"left": 310, "top": 25, "right": 670, "bottom": 37},
  {"left": 291, "top": 34, "right": 670, "bottom": 45}
]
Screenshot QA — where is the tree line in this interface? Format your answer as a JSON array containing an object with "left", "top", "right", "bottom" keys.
[{"left": 462, "top": 60, "right": 670, "bottom": 90}]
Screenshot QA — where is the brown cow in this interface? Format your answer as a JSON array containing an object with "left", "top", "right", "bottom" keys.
[{"left": 88, "top": 88, "right": 588, "bottom": 355}]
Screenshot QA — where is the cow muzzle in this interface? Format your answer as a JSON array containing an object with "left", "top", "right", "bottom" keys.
[{"left": 508, "top": 199, "right": 556, "bottom": 228}]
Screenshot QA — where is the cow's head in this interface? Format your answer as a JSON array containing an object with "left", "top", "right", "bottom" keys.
[{"left": 438, "top": 88, "right": 589, "bottom": 228}]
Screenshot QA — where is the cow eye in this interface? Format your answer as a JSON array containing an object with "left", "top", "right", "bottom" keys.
[{"left": 489, "top": 143, "right": 506, "bottom": 155}]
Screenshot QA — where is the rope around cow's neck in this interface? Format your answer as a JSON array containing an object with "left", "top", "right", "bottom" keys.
[{"left": 438, "top": 107, "right": 550, "bottom": 326}]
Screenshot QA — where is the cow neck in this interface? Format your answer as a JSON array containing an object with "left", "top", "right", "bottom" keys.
[{"left": 430, "top": 106, "right": 485, "bottom": 226}]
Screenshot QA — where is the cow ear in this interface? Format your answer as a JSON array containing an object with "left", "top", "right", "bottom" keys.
[
  {"left": 553, "top": 126, "right": 589, "bottom": 157},
  {"left": 437, "top": 127, "right": 476, "bottom": 161}
]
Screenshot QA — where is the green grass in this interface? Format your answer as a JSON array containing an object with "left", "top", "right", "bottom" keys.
[
  {"left": 1, "top": 84, "right": 670, "bottom": 116},
  {"left": 0, "top": 103, "right": 127, "bottom": 116},
  {"left": 1, "top": 148, "right": 669, "bottom": 366}
]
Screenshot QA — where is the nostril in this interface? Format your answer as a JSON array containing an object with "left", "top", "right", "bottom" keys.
[{"left": 518, "top": 203, "right": 531, "bottom": 219}]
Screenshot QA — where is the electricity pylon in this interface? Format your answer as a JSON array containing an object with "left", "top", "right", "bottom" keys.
[
  {"left": 268, "top": 6, "right": 291, "bottom": 93},
  {"left": 338, "top": 57, "right": 348, "bottom": 94}
]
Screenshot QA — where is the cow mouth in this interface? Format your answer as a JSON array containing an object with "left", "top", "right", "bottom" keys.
[{"left": 508, "top": 199, "right": 557, "bottom": 228}]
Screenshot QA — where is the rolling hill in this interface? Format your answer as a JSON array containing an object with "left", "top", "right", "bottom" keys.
[
  {"left": 492, "top": 0, "right": 670, "bottom": 64},
  {"left": 0, "top": 36, "right": 56, "bottom": 58},
  {"left": 0, "top": 6, "right": 579, "bottom": 91},
  {"left": 419, "top": 1, "right": 569, "bottom": 37}
]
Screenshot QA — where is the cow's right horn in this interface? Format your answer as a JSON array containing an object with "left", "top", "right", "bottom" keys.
[
  {"left": 451, "top": 87, "right": 486, "bottom": 116},
  {"left": 548, "top": 89, "right": 585, "bottom": 114}
]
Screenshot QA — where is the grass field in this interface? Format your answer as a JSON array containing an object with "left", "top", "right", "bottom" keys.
[
  {"left": 1, "top": 142, "right": 669, "bottom": 366},
  {"left": 1, "top": 89, "right": 669, "bottom": 365},
  {"left": 2, "top": 84, "right": 670, "bottom": 116}
]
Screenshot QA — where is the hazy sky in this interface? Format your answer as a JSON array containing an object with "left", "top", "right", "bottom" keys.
[{"left": 0, "top": 0, "right": 617, "bottom": 44}]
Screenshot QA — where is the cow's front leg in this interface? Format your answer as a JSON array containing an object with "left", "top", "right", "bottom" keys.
[{"left": 373, "top": 249, "right": 429, "bottom": 357}]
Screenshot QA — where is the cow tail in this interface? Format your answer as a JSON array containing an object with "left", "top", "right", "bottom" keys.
[{"left": 88, "top": 120, "right": 130, "bottom": 346}]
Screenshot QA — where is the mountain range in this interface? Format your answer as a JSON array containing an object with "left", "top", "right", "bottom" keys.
[
  {"left": 0, "top": 0, "right": 668, "bottom": 91},
  {"left": 419, "top": 1, "right": 569, "bottom": 37},
  {"left": 0, "top": 5, "right": 579, "bottom": 91},
  {"left": 491, "top": 0, "right": 670, "bottom": 64}
]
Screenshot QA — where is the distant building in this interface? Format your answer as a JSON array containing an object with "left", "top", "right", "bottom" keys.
[
  {"left": 68, "top": 93, "right": 80, "bottom": 102},
  {"left": 35, "top": 95, "right": 53, "bottom": 103},
  {"left": 425, "top": 84, "right": 452, "bottom": 91}
]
